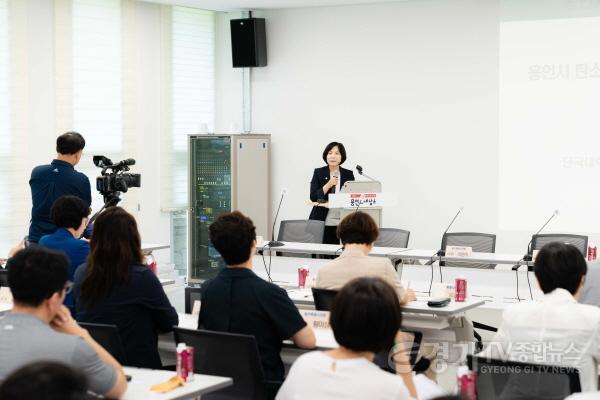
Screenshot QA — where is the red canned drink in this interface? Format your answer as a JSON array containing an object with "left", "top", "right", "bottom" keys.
[
  {"left": 146, "top": 255, "right": 157, "bottom": 274},
  {"left": 457, "top": 366, "right": 477, "bottom": 400},
  {"left": 455, "top": 277, "right": 467, "bottom": 302},
  {"left": 185, "top": 346, "right": 195, "bottom": 382},
  {"left": 297, "top": 267, "right": 309, "bottom": 288},
  {"left": 176, "top": 343, "right": 195, "bottom": 382},
  {"left": 588, "top": 246, "right": 593, "bottom": 262}
]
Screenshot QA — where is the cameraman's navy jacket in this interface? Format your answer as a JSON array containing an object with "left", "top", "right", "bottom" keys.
[{"left": 28, "top": 159, "right": 91, "bottom": 243}]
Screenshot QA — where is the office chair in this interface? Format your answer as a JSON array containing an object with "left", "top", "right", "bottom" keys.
[
  {"left": 374, "top": 228, "right": 411, "bottom": 270},
  {"left": 0, "top": 268, "right": 7, "bottom": 287},
  {"left": 78, "top": 322, "right": 128, "bottom": 365},
  {"left": 441, "top": 232, "right": 497, "bottom": 269},
  {"left": 276, "top": 220, "right": 325, "bottom": 258},
  {"left": 311, "top": 287, "right": 338, "bottom": 311},
  {"left": 531, "top": 234, "right": 588, "bottom": 258},
  {"left": 184, "top": 285, "right": 202, "bottom": 314},
  {"left": 173, "top": 328, "right": 278, "bottom": 400},
  {"left": 438, "top": 232, "right": 500, "bottom": 350},
  {"left": 374, "top": 228, "right": 410, "bottom": 248},
  {"left": 467, "top": 354, "right": 581, "bottom": 399}
]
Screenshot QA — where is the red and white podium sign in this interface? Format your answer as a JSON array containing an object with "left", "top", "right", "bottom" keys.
[{"left": 328, "top": 192, "right": 397, "bottom": 209}]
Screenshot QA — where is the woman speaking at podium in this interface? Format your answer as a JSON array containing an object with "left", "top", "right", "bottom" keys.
[{"left": 309, "top": 142, "right": 355, "bottom": 244}]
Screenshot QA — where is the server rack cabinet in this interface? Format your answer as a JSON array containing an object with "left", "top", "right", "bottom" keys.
[{"left": 188, "top": 134, "right": 270, "bottom": 282}]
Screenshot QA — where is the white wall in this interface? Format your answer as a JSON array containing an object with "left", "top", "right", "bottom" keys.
[
  {"left": 214, "top": 0, "right": 600, "bottom": 254},
  {"left": 129, "top": 1, "right": 173, "bottom": 262},
  {"left": 215, "top": 0, "right": 511, "bottom": 251},
  {"left": 4, "top": 0, "right": 171, "bottom": 261}
]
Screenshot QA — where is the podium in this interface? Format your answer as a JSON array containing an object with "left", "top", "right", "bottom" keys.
[{"left": 327, "top": 181, "right": 390, "bottom": 227}]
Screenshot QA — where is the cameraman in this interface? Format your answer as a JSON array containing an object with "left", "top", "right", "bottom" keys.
[{"left": 28, "top": 132, "right": 91, "bottom": 243}]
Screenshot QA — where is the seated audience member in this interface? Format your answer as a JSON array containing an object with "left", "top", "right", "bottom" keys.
[
  {"left": 39, "top": 195, "right": 90, "bottom": 314},
  {"left": 276, "top": 277, "right": 418, "bottom": 400},
  {"left": 0, "top": 361, "right": 90, "bottom": 400},
  {"left": 482, "top": 242, "right": 600, "bottom": 391},
  {"left": 199, "top": 211, "right": 316, "bottom": 382},
  {"left": 73, "top": 207, "right": 178, "bottom": 369},
  {"left": 578, "top": 261, "right": 600, "bottom": 306},
  {"left": 315, "top": 211, "right": 416, "bottom": 304},
  {"left": 0, "top": 247, "right": 127, "bottom": 398}
]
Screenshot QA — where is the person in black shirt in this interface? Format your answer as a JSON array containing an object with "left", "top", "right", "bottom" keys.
[
  {"left": 29, "top": 132, "right": 92, "bottom": 243},
  {"left": 73, "top": 207, "right": 178, "bottom": 369},
  {"left": 198, "top": 211, "right": 316, "bottom": 381}
]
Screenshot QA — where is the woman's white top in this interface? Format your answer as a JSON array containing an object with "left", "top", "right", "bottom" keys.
[{"left": 276, "top": 351, "right": 410, "bottom": 400}]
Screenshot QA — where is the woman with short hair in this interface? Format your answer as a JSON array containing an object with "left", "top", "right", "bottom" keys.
[
  {"left": 309, "top": 141, "right": 355, "bottom": 244},
  {"left": 276, "top": 277, "right": 417, "bottom": 399},
  {"left": 315, "top": 211, "right": 415, "bottom": 304}
]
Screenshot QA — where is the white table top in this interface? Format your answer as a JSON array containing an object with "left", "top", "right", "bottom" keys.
[
  {"left": 142, "top": 243, "right": 170, "bottom": 253},
  {"left": 159, "top": 278, "right": 176, "bottom": 286},
  {"left": 286, "top": 288, "right": 485, "bottom": 316},
  {"left": 564, "top": 392, "right": 600, "bottom": 400},
  {"left": 441, "top": 251, "right": 524, "bottom": 265},
  {"left": 178, "top": 313, "right": 198, "bottom": 330},
  {"left": 0, "top": 302, "right": 11, "bottom": 316},
  {"left": 122, "top": 366, "right": 231, "bottom": 400},
  {"left": 390, "top": 248, "right": 438, "bottom": 260},
  {"left": 260, "top": 241, "right": 410, "bottom": 258},
  {"left": 177, "top": 312, "right": 338, "bottom": 350},
  {"left": 261, "top": 241, "right": 528, "bottom": 266}
]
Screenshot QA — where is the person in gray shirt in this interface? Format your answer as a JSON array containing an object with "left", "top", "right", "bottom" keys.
[
  {"left": 579, "top": 261, "right": 600, "bottom": 306},
  {"left": 0, "top": 246, "right": 127, "bottom": 398}
]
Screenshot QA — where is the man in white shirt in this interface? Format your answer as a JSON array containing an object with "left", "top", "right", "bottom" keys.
[{"left": 482, "top": 242, "right": 600, "bottom": 392}]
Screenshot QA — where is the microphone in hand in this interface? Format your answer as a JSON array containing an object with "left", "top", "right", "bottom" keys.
[{"left": 330, "top": 172, "right": 339, "bottom": 193}]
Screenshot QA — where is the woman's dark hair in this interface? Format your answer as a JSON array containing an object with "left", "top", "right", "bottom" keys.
[
  {"left": 534, "top": 242, "right": 587, "bottom": 295},
  {"left": 209, "top": 211, "right": 256, "bottom": 265},
  {"left": 7, "top": 247, "right": 69, "bottom": 307},
  {"left": 80, "top": 207, "right": 143, "bottom": 305},
  {"left": 330, "top": 277, "right": 402, "bottom": 353},
  {"left": 50, "top": 195, "right": 90, "bottom": 230},
  {"left": 322, "top": 142, "right": 347, "bottom": 165},
  {"left": 0, "top": 361, "right": 89, "bottom": 400},
  {"left": 336, "top": 211, "right": 379, "bottom": 245},
  {"left": 56, "top": 131, "right": 85, "bottom": 155}
]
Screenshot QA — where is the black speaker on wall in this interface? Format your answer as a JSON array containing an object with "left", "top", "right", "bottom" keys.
[{"left": 230, "top": 18, "right": 267, "bottom": 68}]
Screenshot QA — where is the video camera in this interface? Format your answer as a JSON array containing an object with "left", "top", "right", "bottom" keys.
[{"left": 93, "top": 155, "right": 141, "bottom": 207}]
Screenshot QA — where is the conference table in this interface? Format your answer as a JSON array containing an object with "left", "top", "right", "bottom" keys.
[
  {"left": 122, "top": 366, "right": 231, "bottom": 400},
  {"left": 258, "top": 241, "right": 543, "bottom": 305},
  {"left": 255, "top": 241, "right": 547, "bottom": 347},
  {"left": 176, "top": 312, "right": 339, "bottom": 349},
  {"left": 260, "top": 241, "right": 530, "bottom": 265}
]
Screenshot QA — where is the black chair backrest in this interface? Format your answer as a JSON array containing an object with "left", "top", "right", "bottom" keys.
[
  {"left": 184, "top": 286, "right": 202, "bottom": 314},
  {"left": 78, "top": 322, "right": 128, "bottom": 365},
  {"left": 311, "top": 288, "right": 339, "bottom": 311},
  {"left": 277, "top": 220, "right": 326, "bottom": 258},
  {"left": 531, "top": 234, "right": 588, "bottom": 257},
  {"left": 441, "top": 232, "right": 497, "bottom": 269},
  {"left": 375, "top": 228, "right": 410, "bottom": 248},
  {"left": 0, "top": 268, "right": 8, "bottom": 287},
  {"left": 467, "top": 355, "right": 581, "bottom": 399},
  {"left": 173, "top": 327, "right": 267, "bottom": 400}
]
